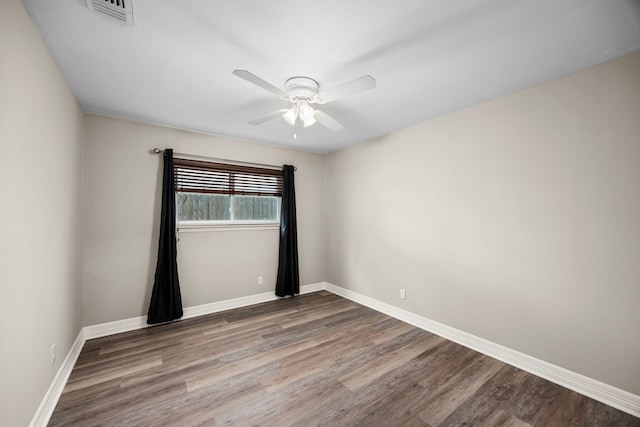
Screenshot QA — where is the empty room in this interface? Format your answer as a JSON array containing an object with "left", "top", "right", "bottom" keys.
[{"left": 1, "top": 0, "right": 639, "bottom": 425}]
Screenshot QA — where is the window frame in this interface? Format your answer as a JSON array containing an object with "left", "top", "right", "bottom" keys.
[{"left": 173, "top": 158, "right": 282, "bottom": 230}]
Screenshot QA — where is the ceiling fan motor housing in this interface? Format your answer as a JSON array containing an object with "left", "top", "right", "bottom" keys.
[{"left": 284, "top": 77, "right": 322, "bottom": 103}]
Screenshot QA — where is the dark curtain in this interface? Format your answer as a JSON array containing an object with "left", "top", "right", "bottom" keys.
[
  {"left": 275, "top": 165, "right": 299, "bottom": 297},
  {"left": 147, "top": 149, "right": 183, "bottom": 324}
]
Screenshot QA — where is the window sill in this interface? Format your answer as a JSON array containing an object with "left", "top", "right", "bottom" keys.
[{"left": 177, "top": 223, "right": 279, "bottom": 232}]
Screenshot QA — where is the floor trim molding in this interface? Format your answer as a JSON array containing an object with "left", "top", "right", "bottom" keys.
[
  {"left": 30, "top": 329, "right": 86, "bottom": 427},
  {"left": 83, "top": 282, "right": 326, "bottom": 340},
  {"left": 33, "top": 281, "right": 639, "bottom": 425},
  {"left": 324, "top": 282, "right": 640, "bottom": 418}
]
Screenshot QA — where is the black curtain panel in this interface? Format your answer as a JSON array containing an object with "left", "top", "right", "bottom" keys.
[
  {"left": 148, "top": 149, "right": 183, "bottom": 324},
  {"left": 275, "top": 165, "right": 300, "bottom": 297}
]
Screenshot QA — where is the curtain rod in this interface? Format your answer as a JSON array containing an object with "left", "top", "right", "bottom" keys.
[{"left": 151, "top": 148, "right": 296, "bottom": 171}]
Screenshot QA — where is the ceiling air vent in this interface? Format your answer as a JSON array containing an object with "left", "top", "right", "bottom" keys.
[{"left": 86, "top": 0, "right": 134, "bottom": 26}]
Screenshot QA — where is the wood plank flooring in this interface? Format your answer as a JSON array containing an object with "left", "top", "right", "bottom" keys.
[{"left": 50, "top": 292, "right": 639, "bottom": 426}]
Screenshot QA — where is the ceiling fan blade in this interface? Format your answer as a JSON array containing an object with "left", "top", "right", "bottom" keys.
[
  {"left": 248, "top": 109, "right": 289, "bottom": 125},
  {"left": 318, "top": 75, "right": 376, "bottom": 103},
  {"left": 315, "top": 110, "right": 344, "bottom": 132},
  {"left": 232, "top": 70, "right": 286, "bottom": 98}
]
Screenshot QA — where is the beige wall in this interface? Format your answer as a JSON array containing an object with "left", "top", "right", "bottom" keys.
[
  {"left": 82, "top": 115, "right": 325, "bottom": 325},
  {"left": 0, "top": 1, "right": 84, "bottom": 425},
  {"left": 325, "top": 52, "right": 640, "bottom": 395}
]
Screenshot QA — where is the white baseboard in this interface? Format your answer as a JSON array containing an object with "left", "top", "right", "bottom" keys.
[
  {"left": 83, "top": 282, "right": 326, "bottom": 340},
  {"left": 182, "top": 282, "right": 326, "bottom": 320},
  {"left": 324, "top": 282, "right": 640, "bottom": 418},
  {"left": 33, "top": 281, "right": 639, "bottom": 425},
  {"left": 83, "top": 314, "right": 147, "bottom": 340},
  {"left": 30, "top": 329, "right": 86, "bottom": 427}
]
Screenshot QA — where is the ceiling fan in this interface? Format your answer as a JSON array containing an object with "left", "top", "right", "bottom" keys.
[{"left": 232, "top": 70, "right": 376, "bottom": 132}]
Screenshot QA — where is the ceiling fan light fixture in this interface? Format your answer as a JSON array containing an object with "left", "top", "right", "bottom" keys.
[
  {"left": 282, "top": 107, "right": 297, "bottom": 126},
  {"left": 298, "top": 101, "right": 315, "bottom": 122},
  {"left": 302, "top": 116, "right": 317, "bottom": 127},
  {"left": 233, "top": 70, "right": 372, "bottom": 132}
]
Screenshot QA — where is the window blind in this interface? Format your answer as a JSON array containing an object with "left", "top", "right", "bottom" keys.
[{"left": 173, "top": 158, "right": 283, "bottom": 197}]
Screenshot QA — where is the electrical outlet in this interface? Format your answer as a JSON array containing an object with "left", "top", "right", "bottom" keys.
[
  {"left": 257, "top": 276, "right": 264, "bottom": 285},
  {"left": 400, "top": 289, "right": 406, "bottom": 300},
  {"left": 50, "top": 343, "right": 56, "bottom": 365}
]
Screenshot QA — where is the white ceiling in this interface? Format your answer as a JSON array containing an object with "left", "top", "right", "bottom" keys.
[{"left": 21, "top": 0, "right": 640, "bottom": 153}]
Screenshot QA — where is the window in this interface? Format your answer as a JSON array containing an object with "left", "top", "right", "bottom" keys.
[{"left": 174, "top": 158, "right": 282, "bottom": 227}]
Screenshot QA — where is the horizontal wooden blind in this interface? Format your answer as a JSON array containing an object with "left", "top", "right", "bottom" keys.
[{"left": 174, "top": 158, "right": 283, "bottom": 197}]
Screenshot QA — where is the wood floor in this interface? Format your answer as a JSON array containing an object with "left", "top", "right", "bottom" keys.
[{"left": 50, "top": 292, "right": 639, "bottom": 426}]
